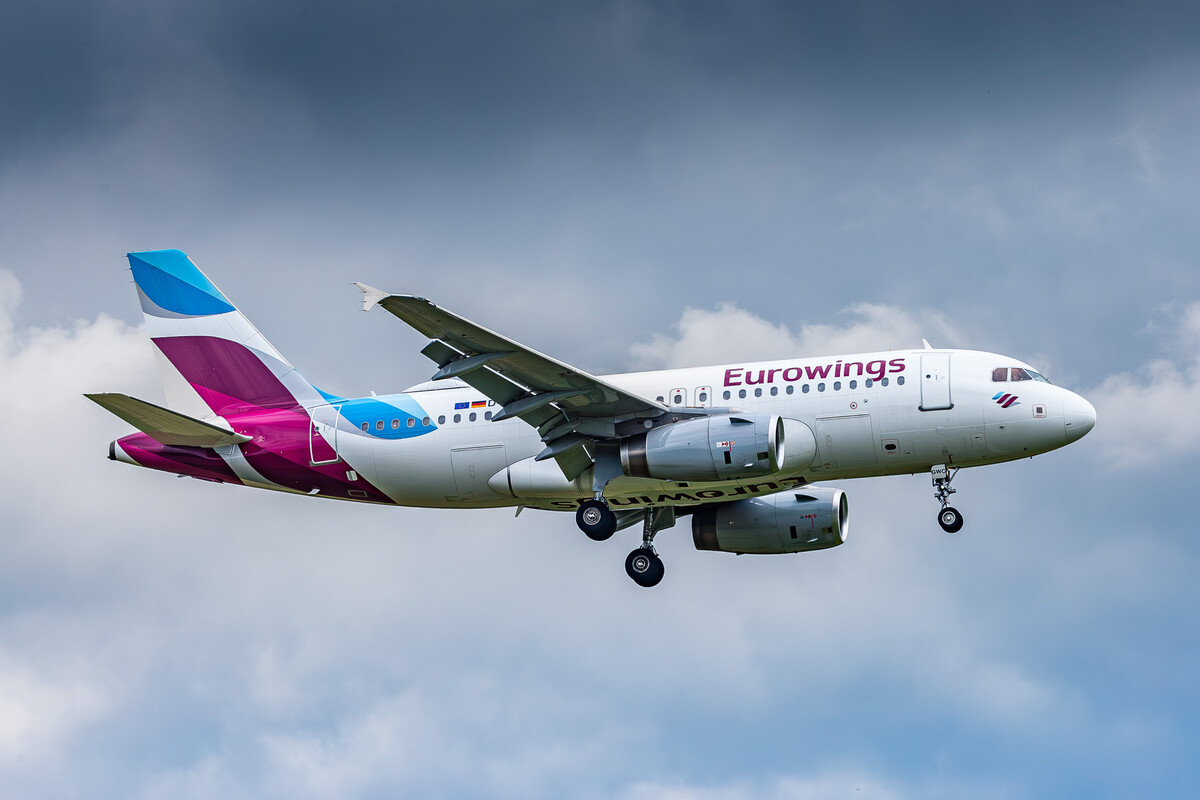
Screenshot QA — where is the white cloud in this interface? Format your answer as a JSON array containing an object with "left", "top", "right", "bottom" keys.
[
  {"left": 618, "top": 774, "right": 906, "bottom": 800},
  {"left": 0, "top": 659, "right": 107, "bottom": 763},
  {"left": 0, "top": 267, "right": 1195, "bottom": 799},
  {"left": 628, "top": 302, "right": 960, "bottom": 370},
  {"left": 1090, "top": 301, "right": 1200, "bottom": 466}
]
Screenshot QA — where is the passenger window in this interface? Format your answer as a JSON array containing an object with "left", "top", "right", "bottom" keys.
[
  {"left": 881, "top": 377, "right": 889, "bottom": 386},
  {"left": 833, "top": 381, "right": 841, "bottom": 391},
  {"left": 376, "top": 420, "right": 384, "bottom": 430},
  {"left": 407, "top": 418, "right": 415, "bottom": 428},
  {"left": 818, "top": 383, "right": 825, "bottom": 392},
  {"left": 865, "top": 378, "right": 873, "bottom": 388},
  {"left": 849, "top": 380, "right": 857, "bottom": 389},
  {"left": 699, "top": 391, "right": 708, "bottom": 402},
  {"left": 723, "top": 390, "right": 731, "bottom": 400},
  {"left": 484, "top": 411, "right": 493, "bottom": 420},
  {"left": 754, "top": 388, "right": 762, "bottom": 397},
  {"left": 361, "top": 422, "right": 369, "bottom": 431},
  {"left": 422, "top": 416, "right": 431, "bottom": 426},
  {"left": 993, "top": 368, "right": 1008, "bottom": 382},
  {"left": 786, "top": 385, "right": 794, "bottom": 394},
  {"left": 392, "top": 419, "right": 400, "bottom": 429},
  {"left": 656, "top": 396, "right": 664, "bottom": 403},
  {"left": 738, "top": 389, "right": 747, "bottom": 399},
  {"left": 802, "top": 384, "right": 810, "bottom": 394},
  {"left": 770, "top": 386, "right": 778, "bottom": 396},
  {"left": 1011, "top": 368, "right": 1032, "bottom": 382},
  {"left": 469, "top": 412, "right": 477, "bottom": 422},
  {"left": 453, "top": 414, "right": 461, "bottom": 423},
  {"left": 897, "top": 376, "right": 905, "bottom": 385},
  {"left": 438, "top": 415, "right": 446, "bottom": 424},
  {"left": 673, "top": 393, "right": 683, "bottom": 404}
]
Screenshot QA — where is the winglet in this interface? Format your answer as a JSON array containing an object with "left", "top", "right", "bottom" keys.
[
  {"left": 354, "top": 282, "right": 389, "bottom": 312},
  {"left": 922, "top": 338, "right": 934, "bottom": 350}
]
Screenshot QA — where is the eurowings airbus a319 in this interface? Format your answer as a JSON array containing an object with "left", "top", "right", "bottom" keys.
[{"left": 88, "top": 250, "right": 1096, "bottom": 587}]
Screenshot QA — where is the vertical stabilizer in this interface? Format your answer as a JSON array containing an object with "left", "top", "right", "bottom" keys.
[{"left": 128, "top": 250, "right": 322, "bottom": 417}]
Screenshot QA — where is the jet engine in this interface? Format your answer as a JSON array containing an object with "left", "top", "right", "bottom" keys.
[
  {"left": 620, "top": 414, "right": 817, "bottom": 482},
  {"left": 691, "top": 486, "right": 848, "bottom": 555}
]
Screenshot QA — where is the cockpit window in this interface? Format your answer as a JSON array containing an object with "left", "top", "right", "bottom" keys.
[{"left": 993, "top": 366, "right": 1054, "bottom": 384}]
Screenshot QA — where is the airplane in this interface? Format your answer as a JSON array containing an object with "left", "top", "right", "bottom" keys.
[{"left": 87, "top": 249, "right": 1096, "bottom": 587}]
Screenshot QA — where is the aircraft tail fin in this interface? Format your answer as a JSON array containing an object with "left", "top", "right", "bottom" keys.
[
  {"left": 127, "top": 249, "right": 323, "bottom": 417},
  {"left": 85, "top": 393, "right": 251, "bottom": 447}
]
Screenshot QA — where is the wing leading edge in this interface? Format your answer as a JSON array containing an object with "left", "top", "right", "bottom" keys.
[{"left": 356, "top": 285, "right": 669, "bottom": 481}]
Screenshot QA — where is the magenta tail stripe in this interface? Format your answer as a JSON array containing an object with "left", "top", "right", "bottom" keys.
[{"left": 154, "top": 336, "right": 300, "bottom": 415}]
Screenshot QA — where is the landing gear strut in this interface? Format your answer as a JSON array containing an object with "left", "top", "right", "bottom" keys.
[
  {"left": 625, "top": 507, "right": 675, "bottom": 588},
  {"left": 931, "top": 464, "right": 964, "bottom": 534}
]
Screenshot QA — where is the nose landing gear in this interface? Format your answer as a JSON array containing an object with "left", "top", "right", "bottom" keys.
[{"left": 931, "top": 464, "right": 964, "bottom": 534}]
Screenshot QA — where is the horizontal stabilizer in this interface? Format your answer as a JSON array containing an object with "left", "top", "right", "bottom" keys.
[{"left": 85, "top": 393, "right": 251, "bottom": 447}]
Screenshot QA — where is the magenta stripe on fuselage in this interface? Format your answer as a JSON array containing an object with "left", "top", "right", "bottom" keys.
[{"left": 117, "top": 433, "right": 245, "bottom": 485}]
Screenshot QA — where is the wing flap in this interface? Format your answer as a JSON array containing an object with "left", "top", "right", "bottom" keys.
[
  {"left": 85, "top": 393, "right": 251, "bottom": 447},
  {"left": 553, "top": 441, "right": 595, "bottom": 483}
]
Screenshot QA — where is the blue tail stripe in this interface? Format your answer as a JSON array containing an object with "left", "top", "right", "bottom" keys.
[{"left": 128, "top": 250, "right": 235, "bottom": 317}]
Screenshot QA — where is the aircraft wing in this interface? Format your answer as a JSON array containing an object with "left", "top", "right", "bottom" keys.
[{"left": 357, "top": 286, "right": 669, "bottom": 480}]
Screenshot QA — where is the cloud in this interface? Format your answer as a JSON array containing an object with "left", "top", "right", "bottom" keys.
[
  {"left": 2, "top": 265, "right": 1199, "bottom": 798},
  {"left": 1090, "top": 301, "right": 1200, "bottom": 466},
  {"left": 0, "top": 658, "right": 107, "bottom": 763},
  {"left": 628, "top": 301, "right": 960, "bottom": 370},
  {"left": 617, "top": 774, "right": 905, "bottom": 800}
]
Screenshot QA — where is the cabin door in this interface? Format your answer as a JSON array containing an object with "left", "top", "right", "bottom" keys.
[{"left": 919, "top": 354, "right": 953, "bottom": 411}]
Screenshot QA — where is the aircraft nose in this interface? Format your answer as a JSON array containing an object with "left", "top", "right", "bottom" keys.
[{"left": 1063, "top": 392, "right": 1096, "bottom": 442}]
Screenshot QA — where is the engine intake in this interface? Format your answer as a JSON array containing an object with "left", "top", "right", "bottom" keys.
[
  {"left": 692, "top": 487, "right": 848, "bottom": 554},
  {"left": 621, "top": 414, "right": 816, "bottom": 482}
]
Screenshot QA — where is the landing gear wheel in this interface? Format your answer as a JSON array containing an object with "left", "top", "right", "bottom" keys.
[
  {"left": 938, "top": 506, "right": 964, "bottom": 534},
  {"left": 576, "top": 499, "right": 616, "bottom": 541},
  {"left": 625, "top": 548, "right": 665, "bottom": 587}
]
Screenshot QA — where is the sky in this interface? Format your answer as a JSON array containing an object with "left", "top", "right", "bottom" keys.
[{"left": 3, "top": 1, "right": 1200, "bottom": 797}]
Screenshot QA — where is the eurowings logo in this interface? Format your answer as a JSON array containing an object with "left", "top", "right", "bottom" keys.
[{"left": 993, "top": 392, "right": 1020, "bottom": 408}]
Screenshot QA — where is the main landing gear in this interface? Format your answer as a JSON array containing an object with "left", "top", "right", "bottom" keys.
[
  {"left": 575, "top": 499, "right": 673, "bottom": 587},
  {"left": 625, "top": 507, "right": 674, "bottom": 588},
  {"left": 931, "top": 464, "right": 964, "bottom": 534},
  {"left": 576, "top": 498, "right": 616, "bottom": 541}
]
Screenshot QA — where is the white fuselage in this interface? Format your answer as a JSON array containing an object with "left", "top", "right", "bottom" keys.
[{"left": 318, "top": 348, "right": 1093, "bottom": 513}]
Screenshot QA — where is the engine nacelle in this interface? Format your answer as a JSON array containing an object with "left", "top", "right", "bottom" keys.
[
  {"left": 691, "top": 487, "right": 848, "bottom": 555},
  {"left": 620, "top": 414, "right": 816, "bottom": 482}
]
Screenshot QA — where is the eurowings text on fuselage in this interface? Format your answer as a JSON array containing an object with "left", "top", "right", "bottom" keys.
[{"left": 88, "top": 250, "right": 1096, "bottom": 587}]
